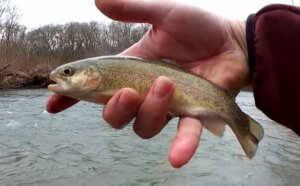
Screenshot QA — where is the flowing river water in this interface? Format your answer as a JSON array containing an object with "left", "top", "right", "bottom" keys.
[{"left": 0, "top": 89, "right": 299, "bottom": 186}]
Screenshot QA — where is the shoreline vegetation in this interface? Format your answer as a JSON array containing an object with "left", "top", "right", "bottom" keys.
[
  {"left": 0, "top": 0, "right": 149, "bottom": 89},
  {"left": 0, "top": 0, "right": 253, "bottom": 92}
]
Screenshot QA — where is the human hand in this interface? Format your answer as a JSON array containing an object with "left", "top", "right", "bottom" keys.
[{"left": 46, "top": 0, "right": 249, "bottom": 168}]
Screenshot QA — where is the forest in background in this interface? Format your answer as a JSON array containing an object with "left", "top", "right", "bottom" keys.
[{"left": 0, "top": 0, "right": 149, "bottom": 89}]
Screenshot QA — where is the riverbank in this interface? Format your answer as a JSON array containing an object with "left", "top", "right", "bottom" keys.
[{"left": 0, "top": 64, "right": 53, "bottom": 89}]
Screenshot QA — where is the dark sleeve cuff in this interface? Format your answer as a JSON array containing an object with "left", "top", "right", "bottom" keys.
[
  {"left": 246, "top": 4, "right": 300, "bottom": 135},
  {"left": 246, "top": 13, "right": 256, "bottom": 80}
]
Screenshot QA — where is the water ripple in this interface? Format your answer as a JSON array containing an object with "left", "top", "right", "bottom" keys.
[{"left": 0, "top": 90, "right": 299, "bottom": 186}]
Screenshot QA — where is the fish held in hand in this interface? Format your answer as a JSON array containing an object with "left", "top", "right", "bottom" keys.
[{"left": 48, "top": 56, "right": 264, "bottom": 158}]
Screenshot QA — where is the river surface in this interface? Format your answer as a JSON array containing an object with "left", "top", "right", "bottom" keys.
[{"left": 0, "top": 90, "right": 299, "bottom": 186}]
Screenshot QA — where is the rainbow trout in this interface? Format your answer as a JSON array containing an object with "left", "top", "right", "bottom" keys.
[{"left": 48, "top": 56, "right": 264, "bottom": 158}]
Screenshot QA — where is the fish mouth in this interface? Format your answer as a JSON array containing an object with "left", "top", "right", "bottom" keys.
[
  {"left": 47, "top": 70, "right": 64, "bottom": 93},
  {"left": 47, "top": 84, "right": 63, "bottom": 93},
  {"left": 49, "top": 70, "right": 59, "bottom": 82}
]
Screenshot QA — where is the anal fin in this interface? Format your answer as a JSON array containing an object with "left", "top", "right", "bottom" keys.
[{"left": 201, "top": 118, "right": 226, "bottom": 137}]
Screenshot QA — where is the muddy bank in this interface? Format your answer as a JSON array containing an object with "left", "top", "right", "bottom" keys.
[{"left": 0, "top": 64, "right": 53, "bottom": 89}]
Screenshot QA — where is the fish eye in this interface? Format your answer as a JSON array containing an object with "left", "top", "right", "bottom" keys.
[{"left": 62, "top": 67, "right": 74, "bottom": 76}]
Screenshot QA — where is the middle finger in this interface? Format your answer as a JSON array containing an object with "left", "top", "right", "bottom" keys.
[{"left": 133, "top": 76, "right": 174, "bottom": 139}]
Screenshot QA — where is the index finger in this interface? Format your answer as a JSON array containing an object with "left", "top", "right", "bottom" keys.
[
  {"left": 46, "top": 94, "right": 79, "bottom": 113},
  {"left": 169, "top": 117, "right": 203, "bottom": 168}
]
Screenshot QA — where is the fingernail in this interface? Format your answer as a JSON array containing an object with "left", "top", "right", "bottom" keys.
[{"left": 152, "top": 77, "right": 173, "bottom": 99}]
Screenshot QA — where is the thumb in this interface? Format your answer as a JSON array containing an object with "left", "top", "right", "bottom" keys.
[{"left": 95, "top": 0, "right": 174, "bottom": 25}]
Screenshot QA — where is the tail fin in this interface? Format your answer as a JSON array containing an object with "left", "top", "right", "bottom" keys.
[
  {"left": 237, "top": 115, "right": 264, "bottom": 158},
  {"left": 248, "top": 115, "right": 264, "bottom": 142}
]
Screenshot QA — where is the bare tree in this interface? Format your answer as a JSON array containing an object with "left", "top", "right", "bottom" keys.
[
  {"left": 0, "top": 0, "right": 10, "bottom": 29},
  {"left": 0, "top": 0, "right": 24, "bottom": 65},
  {"left": 0, "top": 9, "right": 150, "bottom": 88},
  {"left": 0, "top": 0, "right": 150, "bottom": 76},
  {"left": 26, "top": 24, "right": 63, "bottom": 63},
  {"left": 106, "top": 21, "right": 149, "bottom": 54}
]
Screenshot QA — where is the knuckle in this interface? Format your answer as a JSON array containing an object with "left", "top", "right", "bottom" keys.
[{"left": 133, "top": 124, "right": 155, "bottom": 139}]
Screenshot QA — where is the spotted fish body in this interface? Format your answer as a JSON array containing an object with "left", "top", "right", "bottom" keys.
[{"left": 48, "top": 56, "right": 264, "bottom": 158}]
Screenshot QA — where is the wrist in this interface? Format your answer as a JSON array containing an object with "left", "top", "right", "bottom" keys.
[
  {"left": 225, "top": 19, "right": 250, "bottom": 87},
  {"left": 228, "top": 20, "right": 248, "bottom": 55}
]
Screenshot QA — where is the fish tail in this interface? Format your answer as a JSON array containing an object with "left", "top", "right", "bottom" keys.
[{"left": 236, "top": 114, "right": 264, "bottom": 158}]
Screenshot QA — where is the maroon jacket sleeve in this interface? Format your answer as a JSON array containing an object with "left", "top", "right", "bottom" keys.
[{"left": 246, "top": 4, "right": 300, "bottom": 136}]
